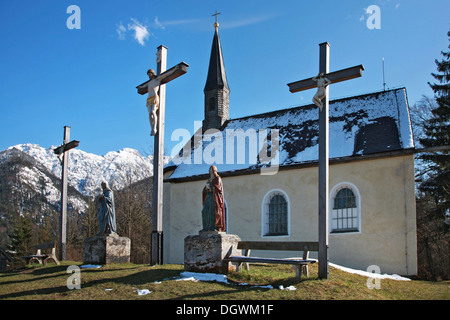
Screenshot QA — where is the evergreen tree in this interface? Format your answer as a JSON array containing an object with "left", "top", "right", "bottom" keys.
[
  {"left": 418, "top": 30, "right": 450, "bottom": 220},
  {"left": 8, "top": 214, "right": 33, "bottom": 255}
]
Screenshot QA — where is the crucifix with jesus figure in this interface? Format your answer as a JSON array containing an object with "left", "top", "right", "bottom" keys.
[
  {"left": 136, "top": 45, "right": 189, "bottom": 266},
  {"left": 287, "top": 42, "right": 364, "bottom": 279}
]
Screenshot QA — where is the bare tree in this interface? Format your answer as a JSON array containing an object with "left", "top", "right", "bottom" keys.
[{"left": 114, "top": 173, "right": 152, "bottom": 264}]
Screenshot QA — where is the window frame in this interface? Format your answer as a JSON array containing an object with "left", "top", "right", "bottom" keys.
[
  {"left": 261, "top": 189, "right": 290, "bottom": 238},
  {"left": 329, "top": 182, "right": 361, "bottom": 235}
]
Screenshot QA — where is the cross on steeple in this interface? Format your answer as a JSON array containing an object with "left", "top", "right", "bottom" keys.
[{"left": 212, "top": 10, "right": 221, "bottom": 28}]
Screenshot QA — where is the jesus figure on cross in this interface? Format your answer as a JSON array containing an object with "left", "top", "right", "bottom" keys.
[
  {"left": 136, "top": 46, "right": 189, "bottom": 265},
  {"left": 146, "top": 49, "right": 180, "bottom": 136},
  {"left": 312, "top": 72, "right": 331, "bottom": 112},
  {"left": 146, "top": 68, "right": 161, "bottom": 136},
  {"left": 146, "top": 66, "right": 179, "bottom": 136},
  {"left": 287, "top": 42, "right": 364, "bottom": 279}
]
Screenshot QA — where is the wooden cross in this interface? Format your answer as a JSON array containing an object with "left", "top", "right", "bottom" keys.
[
  {"left": 53, "top": 126, "right": 79, "bottom": 261},
  {"left": 287, "top": 42, "right": 364, "bottom": 279},
  {"left": 136, "top": 45, "right": 188, "bottom": 265}
]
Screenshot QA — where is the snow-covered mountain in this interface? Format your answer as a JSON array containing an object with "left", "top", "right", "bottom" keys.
[
  {"left": 0, "top": 143, "right": 166, "bottom": 250},
  {"left": 6, "top": 143, "right": 158, "bottom": 197}
]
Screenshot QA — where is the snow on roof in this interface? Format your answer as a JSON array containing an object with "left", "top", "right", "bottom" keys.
[{"left": 168, "top": 88, "right": 414, "bottom": 180}]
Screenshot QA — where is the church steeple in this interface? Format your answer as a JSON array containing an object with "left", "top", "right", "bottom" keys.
[{"left": 203, "top": 12, "right": 230, "bottom": 131}]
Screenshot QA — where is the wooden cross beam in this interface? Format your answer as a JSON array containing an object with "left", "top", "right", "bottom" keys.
[
  {"left": 136, "top": 46, "right": 188, "bottom": 266},
  {"left": 53, "top": 126, "right": 79, "bottom": 261},
  {"left": 287, "top": 42, "right": 363, "bottom": 279},
  {"left": 136, "top": 62, "right": 189, "bottom": 95},
  {"left": 54, "top": 140, "right": 79, "bottom": 157},
  {"left": 287, "top": 64, "right": 364, "bottom": 93}
]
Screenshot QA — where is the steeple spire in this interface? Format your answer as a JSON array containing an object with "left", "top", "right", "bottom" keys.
[
  {"left": 204, "top": 12, "right": 229, "bottom": 92},
  {"left": 203, "top": 11, "right": 230, "bottom": 131}
]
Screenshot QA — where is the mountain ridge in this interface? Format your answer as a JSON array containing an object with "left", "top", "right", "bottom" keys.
[{"left": 5, "top": 143, "right": 157, "bottom": 197}]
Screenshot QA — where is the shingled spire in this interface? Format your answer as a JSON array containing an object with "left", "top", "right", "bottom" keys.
[{"left": 203, "top": 14, "right": 230, "bottom": 131}]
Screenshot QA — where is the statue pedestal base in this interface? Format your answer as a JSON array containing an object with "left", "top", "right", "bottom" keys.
[
  {"left": 184, "top": 231, "right": 241, "bottom": 273},
  {"left": 83, "top": 234, "right": 131, "bottom": 265}
]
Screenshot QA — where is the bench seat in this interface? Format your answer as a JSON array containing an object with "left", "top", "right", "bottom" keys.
[
  {"left": 225, "top": 241, "right": 319, "bottom": 279},
  {"left": 22, "top": 242, "right": 60, "bottom": 266},
  {"left": 228, "top": 256, "right": 316, "bottom": 265}
]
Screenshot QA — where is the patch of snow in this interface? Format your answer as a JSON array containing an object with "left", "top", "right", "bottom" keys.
[
  {"left": 80, "top": 264, "right": 102, "bottom": 269},
  {"left": 279, "top": 285, "right": 297, "bottom": 291},
  {"left": 134, "top": 288, "right": 152, "bottom": 295},
  {"left": 178, "top": 271, "right": 230, "bottom": 284},
  {"left": 329, "top": 263, "right": 411, "bottom": 281}
]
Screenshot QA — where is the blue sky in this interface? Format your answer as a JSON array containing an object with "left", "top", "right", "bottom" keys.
[{"left": 0, "top": 0, "right": 448, "bottom": 156}]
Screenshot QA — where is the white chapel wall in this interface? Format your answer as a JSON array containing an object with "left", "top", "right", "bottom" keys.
[{"left": 164, "top": 154, "right": 417, "bottom": 276}]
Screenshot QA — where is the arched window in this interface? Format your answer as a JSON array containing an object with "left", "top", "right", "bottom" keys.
[
  {"left": 262, "top": 190, "right": 289, "bottom": 237},
  {"left": 330, "top": 183, "right": 360, "bottom": 234}
]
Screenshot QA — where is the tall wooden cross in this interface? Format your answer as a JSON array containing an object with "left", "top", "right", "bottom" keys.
[
  {"left": 53, "top": 126, "right": 79, "bottom": 261},
  {"left": 287, "top": 42, "right": 364, "bottom": 279},
  {"left": 136, "top": 45, "right": 188, "bottom": 265}
]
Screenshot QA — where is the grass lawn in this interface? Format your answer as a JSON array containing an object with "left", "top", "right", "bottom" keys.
[{"left": 0, "top": 261, "right": 448, "bottom": 301}]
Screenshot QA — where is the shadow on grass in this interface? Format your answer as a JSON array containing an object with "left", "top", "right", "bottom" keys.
[
  {"left": 82, "top": 267, "right": 182, "bottom": 286},
  {"left": 1, "top": 263, "right": 320, "bottom": 300},
  {"left": 0, "top": 266, "right": 182, "bottom": 299}
]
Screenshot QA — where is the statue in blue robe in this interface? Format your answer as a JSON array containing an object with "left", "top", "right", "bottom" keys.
[{"left": 97, "top": 181, "right": 117, "bottom": 236}]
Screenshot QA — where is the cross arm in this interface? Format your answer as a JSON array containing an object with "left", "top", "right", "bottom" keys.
[
  {"left": 54, "top": 140, "right": 79, "bottom": 155},
  {"left": 287, "top": 64, "right": 364, "bottom": 93},
  {"left": 136, "top": 62, "right": 189, "bottom": 95}
]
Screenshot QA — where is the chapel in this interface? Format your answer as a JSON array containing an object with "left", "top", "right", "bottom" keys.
[{"left": 162, "top": 21, "right": 417, "bottom": 276}]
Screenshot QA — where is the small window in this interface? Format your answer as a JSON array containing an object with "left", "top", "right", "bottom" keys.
[
  {"left": 331, "top": 184, "right": 360, "bottom": 233},
  {"left": 262, "top": 190, "right": 289, "bottom": 237}
]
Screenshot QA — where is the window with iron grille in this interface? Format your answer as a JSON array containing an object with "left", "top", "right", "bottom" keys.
[
  {"left": 331, "top": 187, "right": 359, "bottom": 233},
  {"left": 263, "top": 191, "right": 289, "bottom": 236}
]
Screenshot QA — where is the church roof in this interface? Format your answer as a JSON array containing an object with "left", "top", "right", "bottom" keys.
[
  {"left": 204, "top": 27, "right": 229, "bottom": 92},
  {"left": 167, "top": 88, "right": 414, "bottom": 181}
]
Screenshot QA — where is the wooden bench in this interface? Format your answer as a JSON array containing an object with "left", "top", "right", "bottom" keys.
[
  {"left": 22, "top": 242, "right": 60, "bottom": 266},
  {"left": 225, "top": 241, "right": 319, "bottom": 279}
]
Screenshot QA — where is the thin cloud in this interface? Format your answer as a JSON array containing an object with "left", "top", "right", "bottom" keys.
[
  {"left": 128, "top": 18, "right": 150, "bottom": 46},
  {"left": 153, "top": 17, "right": 203, "bottom": 29},
  {"left": 152, "top": 14, "right": 276, "bottom": 31},
  {"left": 116, "top": 22, "right": 127, "bottom": 40},
  {"left": 220, "top": 14, "right": 278, "bottom": 29},
  {"left": 154, "top": 16, "right": 165, "bottom": 30},
  {"left": 115, "top": 18, "right": 151, "bottom": 46}
]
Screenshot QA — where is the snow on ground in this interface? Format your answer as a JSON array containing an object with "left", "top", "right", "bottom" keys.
[
  {"left": 167, "top": 263, "right": 411, "bottom": 290},
  {"left": 177, "top": 271, "right": 230, "bottom": 284},
  {"left": 329, "top": 263, "right": 411, "bottom": 281},
  {"left": 83, "top": 263, "right": 410, "bottom": 296}
]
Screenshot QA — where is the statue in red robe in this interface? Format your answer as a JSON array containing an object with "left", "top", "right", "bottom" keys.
[{"left": 202, "top": 165, "right": 226, "bottom": 232}]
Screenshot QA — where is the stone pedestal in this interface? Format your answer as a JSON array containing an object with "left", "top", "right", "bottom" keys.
[
  {"left": 184, "top": 231, "right": 241, "bottom": 273},
  {"left": 83, "top": 234, "right": 131, "bottom": 265}
]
